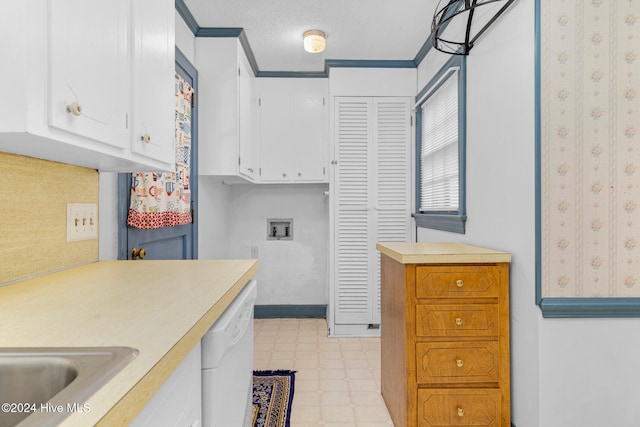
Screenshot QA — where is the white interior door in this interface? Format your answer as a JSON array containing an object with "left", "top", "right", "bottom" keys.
[{"left": 332, "top": 96, "right": 412, "bottom": 331}]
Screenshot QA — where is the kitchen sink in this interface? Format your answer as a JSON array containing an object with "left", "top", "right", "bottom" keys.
[{"left": 0, "top": 347, "right": 138, "bottom": 427}]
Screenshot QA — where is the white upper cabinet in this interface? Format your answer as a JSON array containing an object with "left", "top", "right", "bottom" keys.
[
  {"left": 0, "top": 0, "right": 175, "bottom": 172},
  {"left": 130, "top": 0, "right": 176, "bottom": 165},
  {"left": 238, "top": 52, "right": 258, "bottom": 179},
  {"left": 257, "top": 78, "right": 328, "bottom": 183},
  {"left": 196, "top": 38, "right": 257, "bottom": 181},
  {"left": 48, "top": 0, "right": 129, "bottom": 149}
]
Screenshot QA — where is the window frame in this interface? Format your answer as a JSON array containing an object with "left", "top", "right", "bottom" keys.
[{"left": 413, "top": 55, "right": 467, "bottom": 233}]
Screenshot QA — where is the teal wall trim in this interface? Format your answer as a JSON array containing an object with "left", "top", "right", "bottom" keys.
[
  {"left": 325, "top": 59, "right": 416, "bottom": 70},
  {"left": 175, "top": 0, "right": 199, "bottom": 36},
  {"left": 413, "top": 37, "right": 433, "bottom": 66},
  {"left": 539, "top": 298, "right": 640, "bottom": 318},
  {"left": 257, "top": 71, "right": 328, "bottom": 78},
  {"left": 238, "top": 30, "right": 260, "bottom": 76},
  {"left": 535, "top": 0, "right": 543, "bottom": 308},
  {"left": 254, "top": 305, "right": 327, "bottom": 319},
  {"left": 195, "top": 28, "right": 260, "bottom": 76},
  {"left": 196, "top": 27, "right": 243, "bottom": 37}
]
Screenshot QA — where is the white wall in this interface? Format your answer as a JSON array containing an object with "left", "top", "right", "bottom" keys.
[
  {"left": 228, "top": 184, "right": 329, "bottom": 306},
  {"left": 175, "top": 10, "right": 195, "bottom": 62},
  {"left": 198, "top": 176, "right": 232, "bottom": 259},
  {"left": 98, "top": 172, "right": 119, "bottom": 260}
]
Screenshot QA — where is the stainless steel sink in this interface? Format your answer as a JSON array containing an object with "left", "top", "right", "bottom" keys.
[{"left": 0, "top": 347, "right": 138, "bottom": 427}]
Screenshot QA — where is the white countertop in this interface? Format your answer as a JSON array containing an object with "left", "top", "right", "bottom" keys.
[
  {"left": 0, "top": 259, "right": 258, "bottom": 426},
  {"left": 376, "top": 242, "right": 512, "bottom": 264}
]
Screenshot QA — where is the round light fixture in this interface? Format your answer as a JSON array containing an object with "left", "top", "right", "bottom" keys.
[{"left": 303, "top": 30, "right": 326, "bottom": 53}]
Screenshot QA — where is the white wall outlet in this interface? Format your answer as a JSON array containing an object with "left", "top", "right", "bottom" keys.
[{"left": 67, "top": 203, "right": 98, "bottom": 242}]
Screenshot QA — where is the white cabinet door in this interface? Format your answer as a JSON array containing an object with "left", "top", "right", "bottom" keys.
[
  {"left": 292, "top": 93, "right": 326, "bottom": 181},
  {"left": 130, "top": 0, "right": 175, "bottom": 167},
  {"left": 48, "top": 0, "right": 129, "bottom": 148},
  {"left": 238, "top": 51, "right": 257, "bottom": 180},
  {"left": 331, "top": 96, "right": 412, "bottom": 334},
  {"left": 130, "top": 341, "right": 202, "bottom": 427},
  {"left": 257, "top": 78, "right": 328, "bottom": 183},
  {"left": 259, "top": 92, "right": 291, "bottom": 181}
]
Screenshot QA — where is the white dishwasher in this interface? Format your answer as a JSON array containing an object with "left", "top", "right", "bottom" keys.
[{"left": 201, "top": 279, "right": 257, "bottom": 427}]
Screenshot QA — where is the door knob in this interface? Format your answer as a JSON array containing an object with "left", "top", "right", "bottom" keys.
[{"left": 131, "top": 247, "right": 147, "bottom": 260}]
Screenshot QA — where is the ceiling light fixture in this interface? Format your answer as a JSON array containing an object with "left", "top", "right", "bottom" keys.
[{"left": 303, "top": 30, "right": 326, "bottom": 53}]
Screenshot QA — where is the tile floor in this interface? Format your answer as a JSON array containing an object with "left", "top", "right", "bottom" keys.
[{"left": 253, "top": 318, "right": 394, "bottom": 426}]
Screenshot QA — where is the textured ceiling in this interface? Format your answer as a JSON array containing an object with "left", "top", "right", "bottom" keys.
[{"left": 183, "top": 0, "right": 441, "bottom": 72}]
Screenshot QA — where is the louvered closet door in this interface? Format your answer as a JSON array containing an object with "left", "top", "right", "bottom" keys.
[
  {"left": 372, "top": 98, "right": 412, "bottom": 324},
  {"left": 334, "top": 98, "right": 375, "bottom": 325},
  {"left": 333, "top": 97, "right": 411, "bottom": 326}
]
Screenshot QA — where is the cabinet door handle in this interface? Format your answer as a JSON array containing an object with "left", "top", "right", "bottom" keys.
[
  {"left": 67, "top": 102, "right": 82, "bottom": 116},
  {"left": 456, "top": 359, "right": 464, "bottom": 368},
  {"left": 456, "top": 279, "right": 464, "bottom": 288},
  {"left": 141, "top": 134, "right": 151, "bottom": 144},
  {"left": 457, "top": 407, "right": 465, "bottom": 417},
  {"left": 455, "top": 317, "right": 463, "bottom": 326}
]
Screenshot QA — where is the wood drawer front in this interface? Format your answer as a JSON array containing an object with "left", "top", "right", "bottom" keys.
[
  {"left": 416, "top": 342, "right": 500, "bottom": 384},
  {"left": 416, "top": 304, "right": 499, "bottom": 337},
  {"left": 416, "top": 266, "right": 499, "bottom": 299},
  {"left": 417, "top": 388, "right": 501, "bottom": 426}
]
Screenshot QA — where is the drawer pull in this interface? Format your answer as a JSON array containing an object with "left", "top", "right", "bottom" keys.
[
  {"left": 455, "top": 317, "right": 463, "bottom": 326},
  {"left": 457, "top": 407, "right": 465, "bottom": 417},
  {"left": 456, "top": 359, "right": 464, "bottom": 368},
  {"left": 456, "top": 279, "right": 464, "bottom": 287}
]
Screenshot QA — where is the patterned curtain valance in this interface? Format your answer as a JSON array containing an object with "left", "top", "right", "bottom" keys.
[{"left": 127, "top": 74, "right": 193, "bottom": 229}]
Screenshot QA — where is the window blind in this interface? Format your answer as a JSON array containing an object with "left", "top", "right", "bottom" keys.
[{"left": 419, "top": 71, "right": 459, "bottom": 212}]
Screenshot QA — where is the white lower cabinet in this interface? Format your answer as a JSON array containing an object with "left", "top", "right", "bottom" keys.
[
  {"left": 330, "top": 97, "right": 412, "bottom": 336},
  {"left": 0, "top": 0, "right": 175, "bottom": 172},
  {"left": 257, "top": 78, "right": 328, "bottom": 183},
  {"left": 130, "top": 341, "right": 202, "bottom": 427}
]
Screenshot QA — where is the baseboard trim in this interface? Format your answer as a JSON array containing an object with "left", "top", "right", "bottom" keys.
[{"left": 254, "top": 305, "right": 327, "bottom": 319}]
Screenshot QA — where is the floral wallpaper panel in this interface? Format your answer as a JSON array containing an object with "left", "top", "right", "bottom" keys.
[{"left": 541, "top": 0, "right": 640, "bottom": 297}]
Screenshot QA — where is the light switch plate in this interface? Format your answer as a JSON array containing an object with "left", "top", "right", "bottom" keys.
[{"left": 67, "top": 203, "right": 98, "bottom": 242}]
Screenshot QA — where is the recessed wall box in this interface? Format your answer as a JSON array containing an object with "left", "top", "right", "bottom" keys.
[{"left": 267, "top": 218, "right": 293, "bottom": 240}]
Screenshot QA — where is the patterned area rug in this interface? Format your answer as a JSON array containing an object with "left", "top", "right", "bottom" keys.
[{"left": 252, "top": 370, "right": 296, "bottom": 427}]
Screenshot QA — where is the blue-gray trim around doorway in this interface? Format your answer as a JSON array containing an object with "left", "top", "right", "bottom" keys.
[{"left": 254, "top": 305, "right": 327, "bottom": 319}]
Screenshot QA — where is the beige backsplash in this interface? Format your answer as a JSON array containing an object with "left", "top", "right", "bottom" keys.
[{"left": 0, "top": 152, "right": 99, "bottom": 284}]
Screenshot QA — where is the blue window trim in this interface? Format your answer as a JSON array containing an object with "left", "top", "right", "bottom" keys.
[
  {"left": 413, "top": 55, "right": 467, "bottom": 234},
  {"left": 534, "top": 0, "right": 640, "bottom": 317}
]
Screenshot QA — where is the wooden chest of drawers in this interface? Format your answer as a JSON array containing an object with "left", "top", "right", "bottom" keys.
[{"left": 376, "top": 242, "right": 511, "bottom": 427}]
